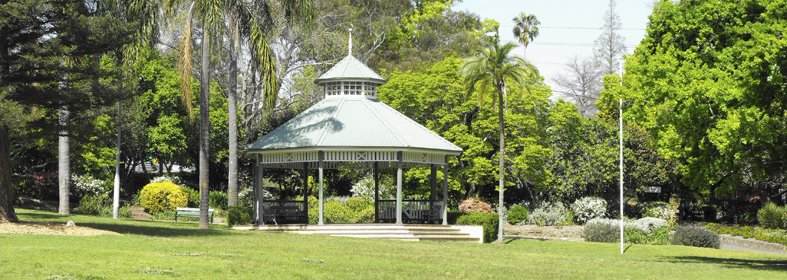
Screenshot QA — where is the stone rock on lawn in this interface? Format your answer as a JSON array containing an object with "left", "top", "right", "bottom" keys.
[{"left": 66, "top": 221, "right": 76, "bottom": 227}]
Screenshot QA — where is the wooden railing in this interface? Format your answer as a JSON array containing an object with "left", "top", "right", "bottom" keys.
[
  {"left": 261, "top": 200, "right": 308, "bottom": 224},
  {"left": 377, "top": 199, "right": 444, "bottom": 224}
]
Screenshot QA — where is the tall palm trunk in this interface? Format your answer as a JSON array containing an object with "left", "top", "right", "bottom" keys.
[
  {"left": 58, "top": 106, "right": 70, "bottom": 215},
  {"left": 227, "top": 23, "right": 239, "bottom": 207},
  {"left": 496, "top": 81, "right": 507, "bottom": 243},
  {"left": 0, "top": 125, "right": 17, "bottom": 222},
  {"left": 198, "top": 26, "right": 211, "bottom": 229}
]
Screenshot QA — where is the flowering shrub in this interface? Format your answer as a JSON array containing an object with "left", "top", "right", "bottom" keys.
[
  {"left": 583, "top": 219, "right": 619, "bottom": 243},
  {"left": 642, "top": 198, "right": 679, "bottom": 228},
  {"left": 151, "top": 175, "right": 181, "bottom": 184},
  {"left": 570, "top": 197, "right": 607, "bottom": 224},
  {"left": 350, "top": 177, "right": 394, "bottom": 199},
  {"left": 584, "top": 218, "right": 669, "bottom": 245},
  {"left": 526, "top": 202, "right": 569, "bottom": 226},
  {"left": 72, "top": 174, "right": 109, "bottom": 197},
  {"left": 140, "top": 181, "right": 188, "bottom": 213},
  {"left": 458, "top": 197, "right": 493, "bottom": 213},
  {"left": 630, "top": 217, "right": 667, "bottom": 234}
]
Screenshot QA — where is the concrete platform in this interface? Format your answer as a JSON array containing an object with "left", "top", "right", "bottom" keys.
[{"left": 234, "top": 224, "right": 483, "bottom": 243}]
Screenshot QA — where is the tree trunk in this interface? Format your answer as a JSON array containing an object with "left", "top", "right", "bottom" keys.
[
  {"left": 0, "top": 125, "right": 18, "bottom": 222},
  {"left": 198, "top": 25, "right": 211, "bottom": 229},
  {"left": 58, "top": 106, "right": 70, "bottom": 215},
  {"left": 227, "top": 21, "right": 239, "bottom": 207},
  {"left": 496, "top": 81, "right": 506, "bottom": 244}
]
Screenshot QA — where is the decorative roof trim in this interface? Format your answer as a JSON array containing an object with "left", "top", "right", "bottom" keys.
[{"left": 244, "top": 146, "right": 462, "bottom": 158}]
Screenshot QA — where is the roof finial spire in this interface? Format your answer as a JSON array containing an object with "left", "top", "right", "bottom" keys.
[{"left": 348, "top": 27, "right": 353, "bottom": 56}]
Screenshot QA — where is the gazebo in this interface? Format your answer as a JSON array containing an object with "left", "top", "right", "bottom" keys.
[{"left": 246, "top": 37, "right": 463, "bottom": 226}]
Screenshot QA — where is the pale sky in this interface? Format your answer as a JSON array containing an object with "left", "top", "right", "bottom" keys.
[{"left": 454, "top": 0, "right": 656, "bottom": 94}]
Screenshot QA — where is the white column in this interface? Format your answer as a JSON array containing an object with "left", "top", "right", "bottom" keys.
[
  {"left": 373, "top": 162, "right": 379, "bottom": 223},
  {"left": 256, "top": 160, "right": 265, "bottom": 225},
  {"left": 302, "top": 163, "right": 309, "bottom": 224},
  {"left": 442, "top": 164, "right": 448, "bottom": 225},
  {"left": 318, "top": 152, "right": 324, "bottom": 225},
  {"left": 396, "top": 153, "right": 403, "bottom": 225},
  {"left": 619, "top": 98, "right": 624, "bottom": 254}
]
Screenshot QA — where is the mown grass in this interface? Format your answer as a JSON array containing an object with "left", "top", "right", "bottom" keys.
[{"left": 1, "top": 209, "right": 785, "bottom": 279}]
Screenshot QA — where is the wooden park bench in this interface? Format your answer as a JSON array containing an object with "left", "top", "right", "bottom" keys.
[{"left": 175, "top": 207, "right": 215, "bottom": 224}]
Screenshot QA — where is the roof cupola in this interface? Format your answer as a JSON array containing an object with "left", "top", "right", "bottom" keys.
[{"left": 314, "top": 28, "right": 385, "bottom": 98}]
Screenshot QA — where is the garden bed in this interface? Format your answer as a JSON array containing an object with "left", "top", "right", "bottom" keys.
[
  {"left": 705, "top": 223, "right": 787, "bottom": 247},
  {"left": 504, "top": 224, "right": 584, "bottom": 241}
]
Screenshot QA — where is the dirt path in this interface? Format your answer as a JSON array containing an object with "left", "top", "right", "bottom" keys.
[{"left": 130, "top": 205, "right": 151, "bottom": 220}]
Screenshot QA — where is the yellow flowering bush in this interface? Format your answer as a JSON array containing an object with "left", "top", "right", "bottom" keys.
[{"left": 139, "top": 181, "right": 188, "bottom": 213}]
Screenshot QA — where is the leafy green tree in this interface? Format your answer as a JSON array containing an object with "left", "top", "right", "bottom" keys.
[
  {"left": 461, "top": 34, "right": 537, "bottom": 243},
  {"left": 380, "top": 56, "right": 552, "bottom": 207},
  {"left": 512, "top": 12, "right": 540, "bottom": 58},
  {"left": 0, "top": 0, "right": 132, "bottom": 220},
  {"left": 597, "top": 0, "right": 787, "bottom": 203}
]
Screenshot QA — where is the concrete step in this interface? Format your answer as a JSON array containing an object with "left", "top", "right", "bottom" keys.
[
  {"left": 298, "top": 230, "right": 467, "bottom": 236},
  {"left": 236, "top": 224, "right": 484, "bottom": 243},
  {"left": 255, "top": 225, "right": 457, "bottom": 231}
]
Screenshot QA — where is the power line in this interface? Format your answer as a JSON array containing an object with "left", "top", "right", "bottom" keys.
[
  {"left": 530, "top": 41, "right": 638, "bottom": 48},
  {"left": 500, "top": 24, "right": 645, "bottom": 31}
]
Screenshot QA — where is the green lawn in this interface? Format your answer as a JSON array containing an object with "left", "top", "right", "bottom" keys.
[{"left": 1, "top": 209, "right": 785, "bottom": 279}]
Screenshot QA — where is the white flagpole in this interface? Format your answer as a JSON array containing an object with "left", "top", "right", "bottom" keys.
[{"left": 619, "top": 97, "right": 624, "bottom": 255}]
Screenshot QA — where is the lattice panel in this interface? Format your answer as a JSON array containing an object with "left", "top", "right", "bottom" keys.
[
  {"left": 259, "top": 151, "right": 318, "bottom": 164},
  {"left": 403, "top": 152, "right": 445, "bottom": 164},
  {"left": 260, "top": 161, "right": 442, "bottom": 170},
  {"left": 323, "top": 150, "right": 398, "bottom": 162}
]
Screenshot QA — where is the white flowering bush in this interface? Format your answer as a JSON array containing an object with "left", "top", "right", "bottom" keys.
[
  {"left": 526, "top": 202, "right": 569, "bottom": 226},
  {"left": 642, "top": 199, "right": 679, "bottom": 228},
  {"left": 72, "top": 174, "right": 109, "bottom": 197},
  {"left": 631, "top": 217, "right": 667, "bottom": 233},
  {"left": 570, "top": 197, "right": 607, "bottom": 224},
  {"left": 350, "top": 177, "right": 394, "bottom": 199},
  {"left": 150, "top": 175, "right": 181, "bottom": 184},
  {"left": 237, "top": 185, "right": 273, "bottom": 207}
]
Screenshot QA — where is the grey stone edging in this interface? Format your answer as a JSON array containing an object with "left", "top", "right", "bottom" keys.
[{"left": 719, "top": 234, "right": 786, "bottom": 252}]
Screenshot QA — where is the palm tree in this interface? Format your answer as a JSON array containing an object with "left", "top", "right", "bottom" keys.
[
  {"left": 225, "top": 0, "right": 314, "bottom": 207},
  {"left": 512, "top": 12, "right": 540, "bottom": 59},
  {"left": 165, "top": 0, "right": 312, "bottom": 226},
  {"left": 461, "top": 39, "right": 537, "bottom": 243}
]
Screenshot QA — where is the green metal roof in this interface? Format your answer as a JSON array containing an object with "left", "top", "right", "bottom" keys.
[
  {"left": 247, "top": 96, "right": 462, "bottom": 154},
  {"left": 314, "top": 55, "right": 385, "bottom": 84}
]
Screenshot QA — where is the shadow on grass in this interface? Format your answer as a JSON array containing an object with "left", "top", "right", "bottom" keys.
[
  {"left": 77, "top": 222, "right": 233, "bottom": 237},
  {"left": 504, "top": 237, "right": 550, "bottom": 244},
  {"left": 663, "top": 256, "right": 787, "bottom": 271},
  {"left": 16, "top": 209, "right": 232, "bottom": 237},
  {"left": 17, "top": 211, "right": 65, "bottom": 221}
]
